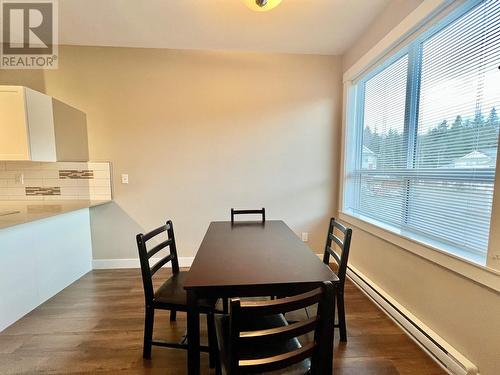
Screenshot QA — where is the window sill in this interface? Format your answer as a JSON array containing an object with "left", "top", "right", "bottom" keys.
[{"left": 339, "top": 211, "right": 500, "bottom": 293}]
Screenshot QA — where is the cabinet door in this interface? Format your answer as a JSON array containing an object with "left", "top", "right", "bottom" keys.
[
  {"left": 25, "top": 88, "right": 56, "bottom": 161},
  {"left": 0, "top": 87, "right": 30, "bottom": 160},
  {"left": 53, "top": 99, "right": 89, "bottom": 161}
]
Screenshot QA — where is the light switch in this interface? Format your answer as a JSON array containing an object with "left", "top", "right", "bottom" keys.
[
  {"left": 301, "top": 232, "right": 309, "bottom": 242},
  {"left": 121, "top": 174, "right": 129, "bottom": 184}
]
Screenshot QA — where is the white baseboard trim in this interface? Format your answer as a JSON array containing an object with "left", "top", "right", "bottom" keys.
[
  {"left": 346, "top": 264, "right": 478, "bottom": 375},
  {"left": 92, "top": 257, "right": 194, "bottom": 269}
]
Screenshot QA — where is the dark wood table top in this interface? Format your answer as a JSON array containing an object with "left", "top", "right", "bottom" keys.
[{"left": 184, "top": 220, "right": 338, "bottom": 290}]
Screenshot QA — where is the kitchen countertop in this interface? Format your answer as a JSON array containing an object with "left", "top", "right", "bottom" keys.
[{"left": 0, "top": 200, "right": 111, "bottom": 229}]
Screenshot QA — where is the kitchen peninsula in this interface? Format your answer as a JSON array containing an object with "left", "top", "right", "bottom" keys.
[
  {"left": 0, "top": 160, "right": 112, "bottom": 331},
  {"left": 0, "top": 84, "right": 113, "bottom": 331}
]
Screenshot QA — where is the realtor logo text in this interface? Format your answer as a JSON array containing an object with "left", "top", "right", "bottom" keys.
[{"left": 1, "top": 0, "right": 58, "bottom": 69}]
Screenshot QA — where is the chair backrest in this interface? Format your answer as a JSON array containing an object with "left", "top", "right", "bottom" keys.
[
  {"left": 230, "top": 208, "right": 266, "bottom": 224},
  {"left": 322, "top": 218, "right": 352, "bottom": 287},
  {"left": 228, "top": 281, "right": 335, "bottom": 374},
  {"left": 136, "top": 220, "right": 180, "bottom": 304}
]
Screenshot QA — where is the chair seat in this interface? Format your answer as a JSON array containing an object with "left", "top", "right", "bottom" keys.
[
  {"left": 153, "top": 271, "right": 215, "bottom": 310},
  {"left": 215, "top": 313, "right": 311, "bottom": 375}
]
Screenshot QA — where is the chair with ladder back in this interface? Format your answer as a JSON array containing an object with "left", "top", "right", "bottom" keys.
[
  {"left": 136, "top": 220, "right": 218, "bottom": 367},
  {"left": 223, "top": 208, "right": 267, "bottom": 313},
  {"left": 322, "top": 218, "right": 352, "bottom": 342},
  {"left": 215, "top": 281, "right": 335, "bottom": 375},
  {"left": 231, "top": 208, "right": 266, "bottom": 224}
]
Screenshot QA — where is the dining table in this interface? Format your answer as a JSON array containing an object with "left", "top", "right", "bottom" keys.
[{"left": 184, "top": 220, "right": 339, "bottom": 375}]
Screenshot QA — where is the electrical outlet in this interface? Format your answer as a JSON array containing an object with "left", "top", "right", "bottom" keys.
[
  {"left": 121, "top": 174, "right": 129, "bottom": 184},
  {"left": 14, "top": 173, "right": 24, "bottom": 185},
  {"left": 301, "top": 232, "right": 309, "bottom": 242}
]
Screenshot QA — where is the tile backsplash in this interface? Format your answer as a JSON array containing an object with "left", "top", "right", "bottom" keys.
[
  {"left": 25, "top": 186, "right": 61, "bottom": 196},
  {"left": 59, "top": 170, "right": 94, "bottom": 179},
  {"left": 0, "top": 161, "right": 112, "bottom": 201}
]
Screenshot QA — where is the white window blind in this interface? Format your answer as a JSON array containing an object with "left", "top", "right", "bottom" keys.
[
  {"left": 357, "top": 55, "right": 408, "bottom": 227},
  {"left": 344, "top": 0, "right": 500, "bottom": 265}
]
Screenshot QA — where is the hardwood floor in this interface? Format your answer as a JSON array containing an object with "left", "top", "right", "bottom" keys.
[{"left": 0, "top": 269, "right": 447, "bottom": 375}]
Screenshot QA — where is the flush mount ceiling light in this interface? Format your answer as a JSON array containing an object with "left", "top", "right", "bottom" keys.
[{"left": 244, "top": 0, "right": 282, "bottom": 12}]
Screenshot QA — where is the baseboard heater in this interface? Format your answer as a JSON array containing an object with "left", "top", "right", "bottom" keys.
[{"left": 346, "top": 265, "right": 478, "bottom": 375}]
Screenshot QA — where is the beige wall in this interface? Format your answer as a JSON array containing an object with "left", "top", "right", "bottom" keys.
[
  {"left": 1, "top": 45, "right": 342, "bottom": 259},
  {"left": 340, "top": 1, "right": 500, "bottom": 374}
]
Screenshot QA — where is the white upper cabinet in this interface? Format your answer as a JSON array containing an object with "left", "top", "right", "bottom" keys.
[
  {"left": 0, "top": 86, "right": 88, "bottom": 162},
  {"left": 0, "top": 86, "right": 32, "bottom": 160}
]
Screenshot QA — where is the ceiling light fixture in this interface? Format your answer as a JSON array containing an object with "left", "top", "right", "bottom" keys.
[{"left": 244, "top": 0, "right": 282, "bottom": 12}]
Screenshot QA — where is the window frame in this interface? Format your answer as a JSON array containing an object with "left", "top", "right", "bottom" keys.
[{"left": 340, "top": 0, "right": 500, "bottom": 288}]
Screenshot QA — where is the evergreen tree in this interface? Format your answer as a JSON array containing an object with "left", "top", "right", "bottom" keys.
[
  {"left": 362, "top": 107, "right": 499, "bottom": 170},
  {"left": 486, "top": 107, "right": 499, "bottom": 129},
  {"left": 472, "top": 110, "right": 484, "bottom": 127},
  {"left": 452, "top": 115, "right": 463, "bottom": 128}
]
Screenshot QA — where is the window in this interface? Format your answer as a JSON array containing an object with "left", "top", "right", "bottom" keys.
[{"left": 343, "top": 0, "right": 500, "bottom": 265}]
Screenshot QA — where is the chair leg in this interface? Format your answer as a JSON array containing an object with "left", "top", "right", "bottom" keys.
[
  {"left": 222, "top": 298, "right": 229, "bottom": 314},
  {"left": 143, "top": 306, "right": 154, "bottom": 359},
  {"left": 337, "top": 292, "right": 347, "bottom": 342},
  {"left": 207, "top": 312, "right": 217, "bottom": 369},
  {"left": 214, "top": 334, "right": 222, "bottom": 375},
  {"left": 170, "top": 310, "right": 177, "bottom": 322}
]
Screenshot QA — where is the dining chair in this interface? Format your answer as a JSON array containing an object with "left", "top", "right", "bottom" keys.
[
  {"left": 231, "top": 208, "right": 266, "bottom": 224},
  {"left": 322, "top": 218, "right": 352, "bottom": 342},
  {"left": 214, "top": 281, "right": 335, "bottom": 375},
  {"left": 223, "top": 207, "right": 267, "bottom": 313},
  {"left": 136, "top": 220, "right": 218, "bottom": 366}
]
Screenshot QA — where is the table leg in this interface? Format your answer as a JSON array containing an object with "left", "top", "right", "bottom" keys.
[
  {"left": 315, "top": 282, "right": 335, "bottom": 375},
  {"left": 187, "top": 290, "right": 200, "bottom": 375},
  {"left": 328, "top": 286, "right": 336, "bottom": 375}
]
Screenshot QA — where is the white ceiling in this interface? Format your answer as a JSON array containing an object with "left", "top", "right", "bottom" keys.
[{"left": 59, "top": 0, "right": 391, "bottom": 56}]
